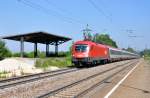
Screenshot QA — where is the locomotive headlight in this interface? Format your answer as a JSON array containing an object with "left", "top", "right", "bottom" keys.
[
  {"left": 86, "top": 46, "right": 90, "bottom": 52},
  {"left": 85, "top": 46, "right": 90, "bottom": 57}
]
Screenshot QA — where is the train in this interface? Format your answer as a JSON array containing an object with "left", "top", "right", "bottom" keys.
[{"left": 71, "top": 40, "right": 139, "bottom": 66}]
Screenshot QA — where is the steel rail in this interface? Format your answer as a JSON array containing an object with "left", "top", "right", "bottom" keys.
[
  {"left": 0, "top": 68, "right": 78, "bottom": 89},
  {"left": 37, "top": 60, "right": 137, "bottom": 98},
  {"left": 75, "top": 61, "right": 139, "bottom": 98},
  {"left": 0, "top": 60, "right": 133, "bottom": 89}
]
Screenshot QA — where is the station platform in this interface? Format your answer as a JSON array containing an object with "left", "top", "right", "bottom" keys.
[
  {"left": 90, "top": 59, "right": 150, "bottom": 98},
  {"left": 109, "top": 59, "right": 150, "bottom": 98}
]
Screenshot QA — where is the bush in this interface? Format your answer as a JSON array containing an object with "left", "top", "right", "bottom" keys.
[
  {"left": 26, "top": 51, "right": 34, "bottom": 58},
  {"left": 39, "top": 51, "right": 46, "bottom": 58},
  {"left": 35, "top": 56, "right": 72, "bottom": 69},
  {"left": 3, "top": 48, "right": 12, "bottom": 57},
  {"left": 12, "top": 52, "right": 20, "bottom": 57},
  {"left": 11, "top": 51, "right": 71, "bottom": 59},
  {"left": 0, "top": 71, "right": 9, "bottom": 78},
  {"left": 0, "top": 40, "right": 12, "bottom": 59},
  {"left": 12, "top": 52, "right": 28, "bottom": 57}
]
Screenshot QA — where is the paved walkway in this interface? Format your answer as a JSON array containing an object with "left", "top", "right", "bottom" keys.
[
  {"left": 89, "top": 59, "right": 150, "bottom": 98},
  {"left": 109, "top": 59, "right": 150, "bottom": 98}
]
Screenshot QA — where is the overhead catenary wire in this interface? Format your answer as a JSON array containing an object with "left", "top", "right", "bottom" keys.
[
  {"left": 87, "top": 0, "right": 129, "bottom": 37},
  {"left": 87, "top": 0, "right": 112, "bottom": 22},
  {"left": 44, "top": 0, "right": 87, "bottom": 25},
  {"left": 87, "top": 0, "right": 142, "bottom": 50},
  {"left": 87, "top": 0, "right": 114, "bottom": 35},
  {"left": 88, "top": 0, "right": 128, "bottom": 36},
  {"left": 45, "top": 0, "right": 73, "bottom": 16},
  {"left": 17, "top": 0, "right": 72, "bottom": 24},
  {"left": 96, "top": 0, "right": 112, "bottom": 17},
  {"left": 17, "top": 0, "right": 104, "bottom": 35},
  {"left": 17, "top": 0, "right": 84, "bottom": 25}
]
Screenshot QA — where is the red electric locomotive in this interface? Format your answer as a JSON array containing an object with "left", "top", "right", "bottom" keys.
[{"left": 72, "top": 40, "right": 139, "bottom": 66}]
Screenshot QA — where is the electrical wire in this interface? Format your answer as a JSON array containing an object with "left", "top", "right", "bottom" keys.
[
  {"left": 87, "top": 0, "right": 112, "bottom": 22},
  {"left": 17, "top": 0, "right": 83, "bottom": 25},
  {"left": 17, "top": 0, "right": 102, "bottom": 34},
  {"left": 44, "top": 0, "right": 85, "bottom": 25},
  {"left": 45, "top": 0, "right": 73, "bottom": 16}
]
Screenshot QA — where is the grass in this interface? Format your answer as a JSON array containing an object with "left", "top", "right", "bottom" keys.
[
  {"left": 0, "top": 71, "right": 9, "bottom": 78},
  {"left": 35, "top": 56, "right": 73, "bottom": 69},
  {"left": 144, "top": 56, "right": 150, "bottom": 60}
]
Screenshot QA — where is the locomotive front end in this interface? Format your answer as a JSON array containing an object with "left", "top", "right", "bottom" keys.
[{"left": 72, "top": 43, "right": 91, "bottom": 65}]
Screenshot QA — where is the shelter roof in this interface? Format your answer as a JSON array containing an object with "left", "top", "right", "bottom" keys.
[{"left": 2, "top": 31, "right": 71, "bottom": 45}]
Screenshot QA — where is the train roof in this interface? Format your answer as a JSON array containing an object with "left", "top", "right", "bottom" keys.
[{"left": 74, "top": 40, "right": 107, "bottom": 47}]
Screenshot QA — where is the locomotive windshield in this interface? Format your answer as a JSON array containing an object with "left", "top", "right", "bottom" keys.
[{"left": 75, "top": 44, "right": 89, "bottom": 52}]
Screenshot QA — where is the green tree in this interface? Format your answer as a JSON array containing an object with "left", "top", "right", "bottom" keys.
[
  {"left": 126, "top": 47, "right": 135, "bottom": 53},
  {"left": 93, "top": 34, "right": 118, "bottom": 48},
  {"left": 0, "top": 40, "right": 12, "bottom": 59},
  {"left": 140, "top": 49, "right": 150, "bottom": 57}
]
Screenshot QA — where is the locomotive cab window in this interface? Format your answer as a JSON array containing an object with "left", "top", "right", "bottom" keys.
[{"left": 75, "top": 44, "right": 89, "bottom": 52}]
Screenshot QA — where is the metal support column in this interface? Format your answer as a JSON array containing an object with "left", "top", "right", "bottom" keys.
[
  {"left": 55, "top": 41, "right": 58, "bottom": 56},
  {"left": 46, "top": 43, "right": 49, "bottom": 57},
  {"left": 20, "top": 37, "right": 24, "bottom": 57},
  {"left": 34, "top": 43, "right": 38, "bottom": 58}
]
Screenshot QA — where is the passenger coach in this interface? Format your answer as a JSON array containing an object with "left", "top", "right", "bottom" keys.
[{"left": 72, "top": 40, "right": 139, "bottom": 66}]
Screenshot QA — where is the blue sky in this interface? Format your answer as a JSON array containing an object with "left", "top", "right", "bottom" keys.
[{"left": 0, "top": 0, "right": 149, "bottom": 52}]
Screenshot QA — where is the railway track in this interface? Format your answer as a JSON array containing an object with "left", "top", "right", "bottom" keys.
[
  {"left": 0, "top": 60, "right": 131, "bottom": 90},
  {"left": 0, "top": 60, "right": 139, "bottom": 98},
  {"left": 37, "top": 60, "right": 139, "bottom": 98},
  {"left": 0, "top": 68, "right": 78, "bottom": 89}
]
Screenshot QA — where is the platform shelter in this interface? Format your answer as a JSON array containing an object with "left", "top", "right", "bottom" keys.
[{"left": 2, "top": 31, "right": 71, "bottom": 57}]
